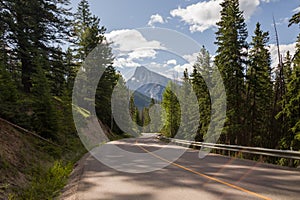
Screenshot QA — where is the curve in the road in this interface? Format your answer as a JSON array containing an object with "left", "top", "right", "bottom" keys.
[{"left": 136, "top": 139, "right": 272, "bottom": 200}]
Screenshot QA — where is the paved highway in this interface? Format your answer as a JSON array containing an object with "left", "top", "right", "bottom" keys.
[{"left": 77, "top": 135, "right": 300, "bottom": 200}]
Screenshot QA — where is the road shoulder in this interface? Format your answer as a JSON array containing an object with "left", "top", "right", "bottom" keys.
[{"left": 59, "top": 153, "right": 91, "bottom": 200}]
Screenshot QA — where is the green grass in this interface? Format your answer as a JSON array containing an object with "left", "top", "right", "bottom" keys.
[{"left": 21, "top": 161, "right": 73, "bottom": 200}]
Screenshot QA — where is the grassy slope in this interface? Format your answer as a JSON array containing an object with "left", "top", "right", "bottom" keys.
[{"left": 0, "top": 120, "right": 86, "bottom": 199}]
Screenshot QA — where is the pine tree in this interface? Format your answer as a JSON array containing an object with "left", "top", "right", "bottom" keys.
[
  {"left": 214, "top": 0, "right": 248, "bottom": 145},
  {"left": 109, "top": 76, "right": 139, "bottom": 136},
  {"left": 178, "top": 69, "right": 199, "bottom": 140},
  {"left": 161, "top": 81, "right": 181, "bottom": 138},
  {"left": 72, "top": 0, "right": 119, "bottom": 136},
  {"left": 73, "top": 0, "right": 106, "bottom": 61},
  {"left": 278, "top": 36, "right": 300, "bottom": 151},
  {"left": 31, "top": 62, "right": 59, "bottom": 140},
  {"left": 0, "top": 2, "right": 18, "bottom": 120},
  {"left": 283, "top": 51, "right": 293, "bottom": 85},
  {"left": 142, "top": 107, "right": 151, "bottom": 133},
  {"left": 276, "top": 12, "right": 300, "bottom": 153},
  {"left": 95, "top": 65, "right": 118, "bottom": 126},
  {"left": 2, "top": 0, "right": 71, "bottom": 92},
  {"left": 148, "top": 98, "right": 162, "bottom": 133},
  {"left": 289, "top": 8, "right": 300, "bottom": 28},
  {"left": 64, "top": 47, "right": 78, "bottom": 91},
  {"left": 273, "top": 51, "right": 294, "bottom": 148},
  {"left": 246, "top": 23, "right": 273, "bottom": 147},
  {"left": 190, "top": 47, "right": 213, "bottom": 142},
  {"left": 49, "top": 47, "right": 68, "bottom": 96},
  {"left": 129, "top": 96, "right": 140, "bottom": 129},
  {"left": 0, "top": 64, "right": 18, "bottom": 120}
]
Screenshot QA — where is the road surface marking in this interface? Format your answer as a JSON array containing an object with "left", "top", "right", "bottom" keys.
[{"left": 136, "top": 140, "right": 272, "bottom": 200}]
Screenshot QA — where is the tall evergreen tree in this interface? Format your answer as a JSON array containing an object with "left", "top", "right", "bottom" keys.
[
  {"left": 148, "top": 98, "right": 162, "bottom": 133},
  {"left": 96, "top": 65, "right": 119, "bottom": 127},
  {"left": 2, "top": 0, "right": 71, "bottom": 92},
  {"left": 278, "top": 36, "right": 300, "bottom": 151},
  {"left": 246, "top": 23, "right": 273, "bottom": 147},
  {"left": 214, "top": 0, "right": 248, "bottom": 145},
  {"left": 190, "top": 47, "right": 212, "bottom": 142},
  {"left": 283, "top": 51, "right": 293, "bottom": 86},
  {"left": 72, "top": 0, "right": 120, "bottom": 136},
  {"left": 73, "top": 0, "right": 106, "bottom": 61},
  {"left": 177, "top": 69, "right": 199, "bottom": 140},
  {"left": 161, "top": 81, "right": 181, "bottom": 138},
  {"left": 275, "top": 11, "right": 300, "bottom": 153},
  {"left": 0, "top": 63, "right": 18, "bottom": 120},
  {"left": 31, "top": 62, "right": 59, "bottom": 140},
  {"left": 129, "top": 95, "right": 140, "bottom": 129}
]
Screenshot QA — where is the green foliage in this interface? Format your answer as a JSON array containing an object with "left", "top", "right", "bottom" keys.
[
  {"left": 0, "top": 156, "right": 10, "bottom": 170},
  {"left": 161, "top": 82, "right": 181, "bottom": 138},
  {"left": 289, "top": 8, "right": 300, "bottom": 27},
  {"left": 129, "top": 96, "right": 141, "bottom": 131},
  {"left": 277, "top": 35, "right": 300, "bottom": 151},
  {"left": 1, "top": 0, "right": 71, "bottom": 92},
  {"left": 214, "top": 0, "right": 248, "bottom": 145},
  {"left": 96, "top": 65, "right": 119, "bottom": 127},
  {"left": 0, "top": 66, "right": 18, "bottom": 120},
  {"left": 71, "top": 0, "right": 123, "bottom": 136},
  {"left": 22, "top": 161, "right": 73, "bottom": 200},
  {"left": 73, "top": 0, "right": 106, "bottom": 61},
  {"left": 245, "top": 23, "right": 273, "bottom": 147},
  {"left": 190, "top": 47, "right": 213, "bottom": 141},
  {"left": 31, "top": 65, "right": 59, "bottom": 140}
]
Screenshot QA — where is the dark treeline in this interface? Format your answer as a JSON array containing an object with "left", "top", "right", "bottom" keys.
[
  {"left": 0, "top": 0, "right": 124, "bottom": 144},
  {"left": 161, "top": 0, "right": 300, "bottom": 165}
]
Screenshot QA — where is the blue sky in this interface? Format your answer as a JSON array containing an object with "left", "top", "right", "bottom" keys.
[{"left": 70, "top": 0, "right": 300, "bottom": 79}]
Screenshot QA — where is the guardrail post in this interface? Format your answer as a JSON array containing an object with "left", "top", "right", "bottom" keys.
[{"left": 289, "top": 158, "right": 294, "bottom": 167}]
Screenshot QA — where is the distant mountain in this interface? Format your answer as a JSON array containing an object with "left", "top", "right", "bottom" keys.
[
  {"left": 127, "top": 66, "right": 170, "bottom": 91},
  {"left": 135, "top": 83, "right": 165, "bottom": 102},
  {"left": 132, "top": 90, "right": 153, "bottom": 109},
  {"left": 127, "top": 66, "right": 171, "bottom": 109},
  {"left": 133, "top": 83, "right": 165, "bottom": 109}
]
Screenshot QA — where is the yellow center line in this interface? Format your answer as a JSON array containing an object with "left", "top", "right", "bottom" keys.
[{"left": 136, "top": 140, "right": 272, "bottom": 200}]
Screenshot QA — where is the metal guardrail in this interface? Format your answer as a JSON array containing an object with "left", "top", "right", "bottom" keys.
[{"left": 159, "top": 136, "right": 300, "bottom": 161}]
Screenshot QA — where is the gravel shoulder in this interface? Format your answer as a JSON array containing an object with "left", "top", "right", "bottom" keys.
[{"left": 59, "top": 153, "right": 91, "bottom": 200}]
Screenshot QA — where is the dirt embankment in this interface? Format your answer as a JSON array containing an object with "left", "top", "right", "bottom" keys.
[{"left": 0, "top": 120, "right": 52, "bottom": 199}]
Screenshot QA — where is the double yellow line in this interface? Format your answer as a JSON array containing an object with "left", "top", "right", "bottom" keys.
[{"left": 136, "top": 140, "right": 272, "bottom": 200}]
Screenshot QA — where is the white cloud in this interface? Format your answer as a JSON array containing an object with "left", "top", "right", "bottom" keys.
[
  {"left": 128, "top": 49, "right": 157, "bottom": 60},
  {"left": 240, "top": 0, "right": 260, "bottom": 20},
  {"left": 106, "top": 29, "right": 163, "bottom": 52},
  {"left": 293, "top": 6, "right": 300, "bottom": 13},
  {"left": 170, "top": 0, "right": 267, "bottom": 33},
  {"left": 114, "top": 57, "right": 140, "bottom": 68},
  {"left": 170, "top": 0, "right": 222, "bottom": 32},
  {"left": 105, "top": 29, "right": 165, "bottom": 68},
  {"left": 148, "top": 14, "right": 165, "bottom": 27},
  {"left": 166, "top": 59, "right": 177, "bottom": 65},
  {"left": 269, "top": 43, "right": 296, "bottom": 69},
  {"left": 261, "top": 0, "right": 279, "bottom": 3},
  {"left": 173, "top": 63, "right": 194, "bottom": 73},
  {"left": 183, "top": 53, "right": 198, "bottom": 64},
  {"left": 163, "top": 52, "right": 198, "bottom": 77}
]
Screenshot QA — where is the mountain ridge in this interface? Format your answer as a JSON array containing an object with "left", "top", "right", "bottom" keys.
[{"left": 126, "top": 66, "right": 171, "bottom": 109}]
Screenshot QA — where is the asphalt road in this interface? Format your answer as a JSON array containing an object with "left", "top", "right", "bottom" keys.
[{"left": 77, "top": 134, "right": 300, "bottom": 200}]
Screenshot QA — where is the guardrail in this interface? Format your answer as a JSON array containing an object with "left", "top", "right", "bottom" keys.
[{"left": 159, "top": 136, "right": 300, "bottom": 165}]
